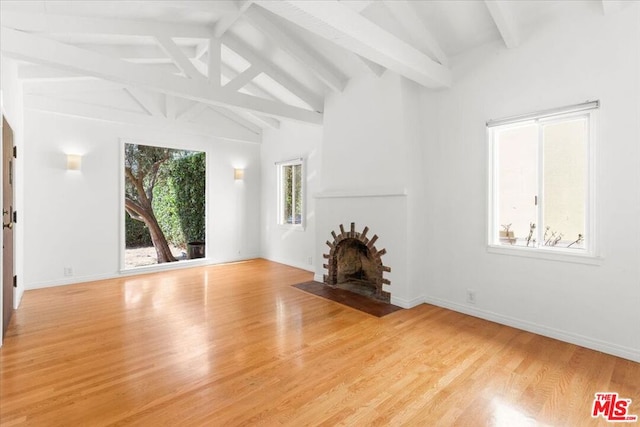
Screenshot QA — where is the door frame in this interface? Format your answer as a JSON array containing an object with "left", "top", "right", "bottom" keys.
[
  {"left": 0, "top": 112, "right": 3, "bottom": 343},
  {"left": 1, "top": 113, "right": 16, "bottom": 341}
]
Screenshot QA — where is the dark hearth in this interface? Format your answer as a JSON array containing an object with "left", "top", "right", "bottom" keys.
[
  {"left": 323, "top": 222, "right": 391, "bottom": 303},
  {"left": 293, "top": 281, "right": 402, "bottom": 317}
]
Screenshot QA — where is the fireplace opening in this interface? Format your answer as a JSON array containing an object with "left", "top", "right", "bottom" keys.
[
  {"left": 323, "top": 223, "right": 391, "bottom": 303},
  {"left": 335, "top": 239, "right": 377, "bottom": 297}
]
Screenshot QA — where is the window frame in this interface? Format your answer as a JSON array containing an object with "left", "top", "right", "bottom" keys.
[
  {"left": 276, "top": 158, "right": 305, "bottom": 230},
  {"left": 487, "top": 105, "right": 599, "bottom": 263},
  {"left": 120, "top": 139, "right": 210, "bottom": 272}
]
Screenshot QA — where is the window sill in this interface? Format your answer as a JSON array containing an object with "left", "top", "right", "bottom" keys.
[
  {"left": 120, "top": 257, "right": 211, "bottom": 275},
  {"left": 277, "top": 224, "right": 306, "bottom": 232},
  {"left": 487, "top": 244, "right": 602, "bottom": 265}
]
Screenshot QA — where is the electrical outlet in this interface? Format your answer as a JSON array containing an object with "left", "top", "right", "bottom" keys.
[
  {"left": 307, "top": 256, "right": 313, "bottom": 265},
  {"left": 64, "top": 267, "right": 73, "bottom": 277},
  {"left": 467, "top": 289, "right": 476, "bottom": 304}
]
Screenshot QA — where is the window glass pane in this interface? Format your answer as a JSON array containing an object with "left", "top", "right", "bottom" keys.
[
  {"left": 542, "top": 118, "right": 587, "bottom": 249},
  {"left": 283, "top": 165, "right": 293, "bottom": 224},
  {"left": 123, "top": 143, "right": 206, "bottom": 268},
  {"left": 293, "top": 164, "right": 302, "bottom": 224},
  {"left": 277, "top": 161, "right": 303, "bottom": 227},
  {"left": 497, "top": 124, "right": 538, "bottom": 247}
]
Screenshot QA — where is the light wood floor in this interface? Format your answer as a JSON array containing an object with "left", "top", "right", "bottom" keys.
[{"left": 1, "top": 259, "right": 638, "bottom": 426}]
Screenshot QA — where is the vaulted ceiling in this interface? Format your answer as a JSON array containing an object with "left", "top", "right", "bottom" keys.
[{"left": 0, "top": 0, "right": 616, "bottom": 143}]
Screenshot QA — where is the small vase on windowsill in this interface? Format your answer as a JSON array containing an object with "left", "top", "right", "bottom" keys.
[{"left": 499, "top": 231, "right": 516, "bottom": 245}]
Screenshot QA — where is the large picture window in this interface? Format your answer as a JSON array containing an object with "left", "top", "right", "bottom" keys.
[
  {"left": 277, "top": 158, "right": 304, "bottom": 228},
  {"left": 488, "top": 102, "right": 597, "bottom": 258},
  {"left": 123, "top": 142, "right": 206, "bottom": 269}
]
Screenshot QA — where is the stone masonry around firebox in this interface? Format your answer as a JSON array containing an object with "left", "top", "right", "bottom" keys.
[{"left": 323, "top": 222, "right": 391, "bottom": 303}]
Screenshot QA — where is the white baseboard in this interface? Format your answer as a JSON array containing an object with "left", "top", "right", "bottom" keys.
[
  {"left": 423, "top": 295, "right": 640, "bottom": 363},
  {"left": 26, "top": 256, "right": 258, "bottom": 290},
  {"left": 313, "top": 273, "right": 324, "bottom": 282},
  {"left": 260, "top": 256, "right": 315, "bottom": 273},
  {"left": 27, "top": 272, "right": 120, "bottom": 290},
  {"left": 391, "top": 295, "right": 425, "bottom": 309}
]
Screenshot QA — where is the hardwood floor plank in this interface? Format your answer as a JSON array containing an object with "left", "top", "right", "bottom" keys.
[{"left": 1, "top": 259, "right": 638, "bottom": 426}]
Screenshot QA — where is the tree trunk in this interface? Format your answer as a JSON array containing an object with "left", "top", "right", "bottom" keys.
[
  {"left": 125, "top": 199, "right": 177, "bottom": 263},
  {"left": 145, "top": 214, "right": 177, "bottom": 264}
]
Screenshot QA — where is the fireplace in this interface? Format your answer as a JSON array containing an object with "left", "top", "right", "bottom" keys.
[{"left": 323, "top": 223, "right": 391, "bottom": 302}]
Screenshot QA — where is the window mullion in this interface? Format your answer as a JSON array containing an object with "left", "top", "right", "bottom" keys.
[{"left": 536, "top": 122, "right": 544, "bottom": 248}]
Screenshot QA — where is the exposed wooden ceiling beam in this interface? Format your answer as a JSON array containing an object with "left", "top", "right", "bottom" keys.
[
  {"left": 254, "top": 0, "right": 451, "bottom": 89},
  {"left": 19, "top": 63, "right": 183, "bottom": 81},
  {"left": 155, "top": 36, "right": 206, "bottom": 81},
  {"left": 77, "top": 44, "right": 199, "bottom": 63},
  {"left": 18, "top": 65, "right": 94, "bottom": 81},
  {"left": 1, "top": 28, "right": 322, "bottom": 124},
  {"left": 223, "top": 65, "right": 261, "bottom": 92},
  {"left": 208, "top": 37, "right": 222, "bottom": 87},
  {"left": 382, "top": 0, "right": 449, "bottom": 67},
  {"left": 221, "top": 34, "right": 324, "bottom": 112},
  {"left": 358, "top": 57, "right": 386, "bottom": 77},
  {"left": 24, "top": 95, "right": 260, "bottom": 143},
  {"left": 484, "top": 0, "right": 520, "bottom": 49},
  {"left": 220, "top": 63, "right": 275, "bottom": 102},
  {"left": 150, "top": 1, "right": 239, "bottom": 15},
  {"left": 3, "top": 10, "right": 323, "bottom": 113},
  {"left": 0, "top": 10, "right": 211, "bottom": 39},
  {"left": 194, "top": 55, "right": 282, "bottom": 106},
  {"left": 213, "top": 0, "right": 254, "bottom": 38},
  {"left": 22, "top": 79, "right": 125, "bottom": 96},
  {"left": 244, "top": 6, "right": 347, "bottom": 93}
]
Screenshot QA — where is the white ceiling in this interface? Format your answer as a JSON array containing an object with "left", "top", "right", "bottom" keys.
[{"left": 0, "top": 0, "right": 617, "bottom": 142}]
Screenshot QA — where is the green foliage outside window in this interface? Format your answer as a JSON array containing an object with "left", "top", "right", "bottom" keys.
[
  {"left": 125, "top": 147, "right": 206, "bottom": 249},
  {"left": 169, "top": 152, "right": 206, "bottom": 243}
]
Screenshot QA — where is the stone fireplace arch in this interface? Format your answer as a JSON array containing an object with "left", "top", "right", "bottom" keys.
[{"left": 323, "top": 223, "right": 391, "bottom": 302}]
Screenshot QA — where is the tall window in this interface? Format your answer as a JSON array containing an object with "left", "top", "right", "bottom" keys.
[
  {"left": 488, "top": 102, "right": 597, "bottom": 256},
  {"left": 123, "top": 143, "right": 207, "bottom": 269},
  {"left": 277, "top": 158, "right": 304, "bottom": 228}
]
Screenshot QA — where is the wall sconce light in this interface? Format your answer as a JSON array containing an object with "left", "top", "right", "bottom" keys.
[
  {"left": 234, "top": 168, "right": 244, "bottom": 180},
  {"left": 66, "top": 154, "right": 82, "bottom": 171}
]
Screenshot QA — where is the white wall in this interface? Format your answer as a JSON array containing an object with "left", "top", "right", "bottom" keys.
[
  {"left": 420, "top": 6, "right": 640, "bottom": 361},
  {"left": 22, "top": 110, "right": 261, "bottom": 288},
  {"left": 260, "top": 121, "right": 322, "bottom": 271},
  {"left": 321, "top": 72, "right": 407, "bottom": 192}
]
